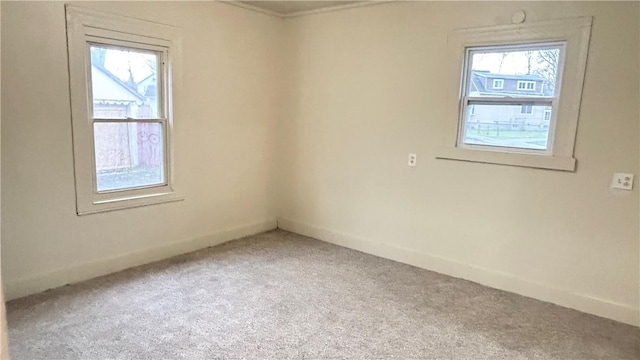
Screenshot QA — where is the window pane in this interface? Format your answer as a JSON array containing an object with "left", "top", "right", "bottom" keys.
[
  {"left": 468, "top": 45, "right": 562, "bottom": 97},
  {"left": 94, "top": 122, "right": 165, "bottom": 191},
  {"left": 90, "top": 45, "right": 159, "bottom": 119},
  {"left": 463, "top": 104, "right": 552, "bottom": 150}
]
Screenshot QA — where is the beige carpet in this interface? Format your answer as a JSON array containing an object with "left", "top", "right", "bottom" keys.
[{"left": 7, "top": 230, "right": 640, "bottom": 359}]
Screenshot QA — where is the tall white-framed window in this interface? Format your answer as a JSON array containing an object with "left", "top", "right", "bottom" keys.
[
  {"left": 492, "top": 79, "right": 504, "bottom": 89},
  {"left": 66, "top": 6, "right": 183, "bottom": 214},
  {"left": 436, "top": 17, "right": 592, "bottom": 171}
]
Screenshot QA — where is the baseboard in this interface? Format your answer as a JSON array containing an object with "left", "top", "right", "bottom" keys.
[
  {"left": 5, "top": 219, "right": 278, "bottom": 301},
  {"left": 277, "top": 217, "right": 640, "bottom": 327}
]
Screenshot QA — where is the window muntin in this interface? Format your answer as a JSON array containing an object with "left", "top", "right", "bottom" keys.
[{"left": 459, "top": 43, "right": 564, "bottom": 153}]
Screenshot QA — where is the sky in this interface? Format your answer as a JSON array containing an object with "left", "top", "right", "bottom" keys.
[
  {"left": 97, "top": 45, "right": 559, "bottom": 85},
  {"left": 471, "top": 47, "right": 560, "bottom": 76},
  {"left": 100, "top": 47, "right": 156, "bottom": 84}
]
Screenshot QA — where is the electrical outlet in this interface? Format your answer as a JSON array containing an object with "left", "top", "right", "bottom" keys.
[
  {"left": 611, "top": 173, "right": 634, "bottom": 190},
  {"left": 408, "top": 153, "right": 417, "bottom": 167}
]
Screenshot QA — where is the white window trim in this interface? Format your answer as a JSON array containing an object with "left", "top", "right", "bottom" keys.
[
  {"left": 66, "top": 6, "right": 183, "bottom": 215},
  {"left": 517, "top": 80, "right": 536, "bottom": 90},
  {"left": 436, "top": 17, "right": 592, "bottom": 172},
  {"left": 492, "top": 79, "right": 504, "bottom": 89}
]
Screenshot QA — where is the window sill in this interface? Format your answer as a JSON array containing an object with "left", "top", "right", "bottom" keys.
[
  {"left": 77, "top": 191, "right": 185, "bottom": 215},
  {"left": 435, "top": 146, "right": 576, "bottom": 171}
]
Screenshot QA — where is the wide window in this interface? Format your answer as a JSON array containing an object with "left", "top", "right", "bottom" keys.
[
  {"left": 66, "top": 6, "right": 182, "bottom": 214},
  {"left": 517, "top": 80, "right": 537, "bottom": 91},
  {"left": 460, "top": 43, "right": 563, "bottom": 152},
  {"left": 437, "top": 17, "right": 592, "bottom": 171}
]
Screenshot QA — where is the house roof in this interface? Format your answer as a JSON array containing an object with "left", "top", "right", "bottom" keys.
[
  {"left": 91, "top": 65, "right": 145, "bottom": 105},
  {"left": 136, "top": 74, "right": 158, "bottom": 97},
  {"left": 474, "top": 71, "right": 544, "bottom": 81},
  {"left": 470, "top": 70, "right": 549, "bottom": 97}
]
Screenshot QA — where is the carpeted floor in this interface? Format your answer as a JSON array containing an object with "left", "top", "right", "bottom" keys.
[{"left": 7, "top": 230, "right": 640, "bottom": 359}]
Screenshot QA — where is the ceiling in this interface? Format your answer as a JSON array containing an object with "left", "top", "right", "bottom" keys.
[{"left": 238, "top": 1, "right": 364, "bottom": 16}]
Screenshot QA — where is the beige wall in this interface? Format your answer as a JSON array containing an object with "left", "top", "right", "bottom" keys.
[
  {"left": 1, "top": 1, "right": 283, "bottom": 299},
  {"left": 1, "top": 0, "right": 638, "bottom": 328},
  {"left": 277, "top": 2, "right": 640, "bottom": 326},
  {"left": 0, "top": 1, "right": 8, "bottom": 357}
]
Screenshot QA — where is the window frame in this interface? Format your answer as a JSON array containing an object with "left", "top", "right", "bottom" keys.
[
  {"left": 88, "top": 40, "right": 169, "bottom": 195},
  {"left": 66, "top": 6, "right": 183, "bottom": 214},
  {"left": 492, "top": 79, "right": 504, "bottom": 89},
  {"left": 459, "top": 42, "right": 564, "bottom": 156},
  {"left": 436, "top": 17, "right": 592, "bottom": 171}
]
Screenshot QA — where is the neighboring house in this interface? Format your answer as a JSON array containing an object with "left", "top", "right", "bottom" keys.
[
  {"left": 467, "top": 70, "right": 552, "bottom": 131},
  {"left": 136, "top": 73, "right": 159, "bottom": 118},
  {"left": 91, "top": 64, "right": 147, "bottom": 118},
  {"left": 91, "top": 65, "right": 160, "bottom": 172}
]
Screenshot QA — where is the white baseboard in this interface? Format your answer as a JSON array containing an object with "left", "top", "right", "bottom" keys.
[
  {"left": 277, "top": 217, "right": 640, "bottom": 327},
  {"left": 5, "top": 219, "right": 277, "bottom": 301}
]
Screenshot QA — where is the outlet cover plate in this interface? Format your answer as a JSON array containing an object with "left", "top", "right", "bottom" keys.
[
  {"left": 408, "top": 153, "right": 417, "bottom": 167},
  {"left": 611, "top": 173, "right": 634, "bottom": 190}
]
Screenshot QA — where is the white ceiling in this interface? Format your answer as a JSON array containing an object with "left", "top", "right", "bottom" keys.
[{"left": 238, "top": 1, "right": 363, "bottom": 16}]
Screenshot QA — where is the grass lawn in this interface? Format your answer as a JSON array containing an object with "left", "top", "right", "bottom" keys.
[
  {"left": 466, "top": 129, "right": 548, "bottom": 139},
  {"left": 96, "top": 166, "right": 163, "bottom": 191}
]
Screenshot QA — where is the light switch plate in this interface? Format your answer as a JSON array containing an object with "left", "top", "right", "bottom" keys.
[{"left": 611, "top": 173, "right": 634, "bottom": 190}]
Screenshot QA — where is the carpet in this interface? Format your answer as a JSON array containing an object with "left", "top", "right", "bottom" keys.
[{"left": 7, "top": 230, "right": 640, "bottom": 359}]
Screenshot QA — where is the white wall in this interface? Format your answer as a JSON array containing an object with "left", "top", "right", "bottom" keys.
[
  {"left": 1, "top": 1, "right": 283, "bottom": 300},
  {"left": 277, "top": 1, "right": 640, "bottom": 326}
]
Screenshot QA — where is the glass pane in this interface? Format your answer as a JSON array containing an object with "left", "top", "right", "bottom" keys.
[
  {"left": 90, "top": 45, "right": 159, "bottom": 119},
  {"left": 463, "top": 104, "right": 553, "bottom": 150},
  {"left": 94, "top": 122, "right": 165, "bottom": 192},
  {"left": 468, "top": 45, "right": 562, "bottom": 97}
]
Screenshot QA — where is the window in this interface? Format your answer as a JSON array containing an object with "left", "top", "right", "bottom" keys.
[
  {"left": 437, "top": 17, "right": 592, "bottom": 171},
  {"left": 66, "top": 6, "right": 182, "bottom": 214},
  {"left": 461, "top": 43, "right": 562, "bottom": 151},
  {"left": 492, "top": 79, "right": 504, "bottom": 89},
  {"left": 517, "top": 81, "right": 536, "bottom": 91},
  {"left": 91, "top": 45, "right": 165, "bottom": 192},
  {"left": 520, "top": 104, "right": 533, "bottom": 115}
]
